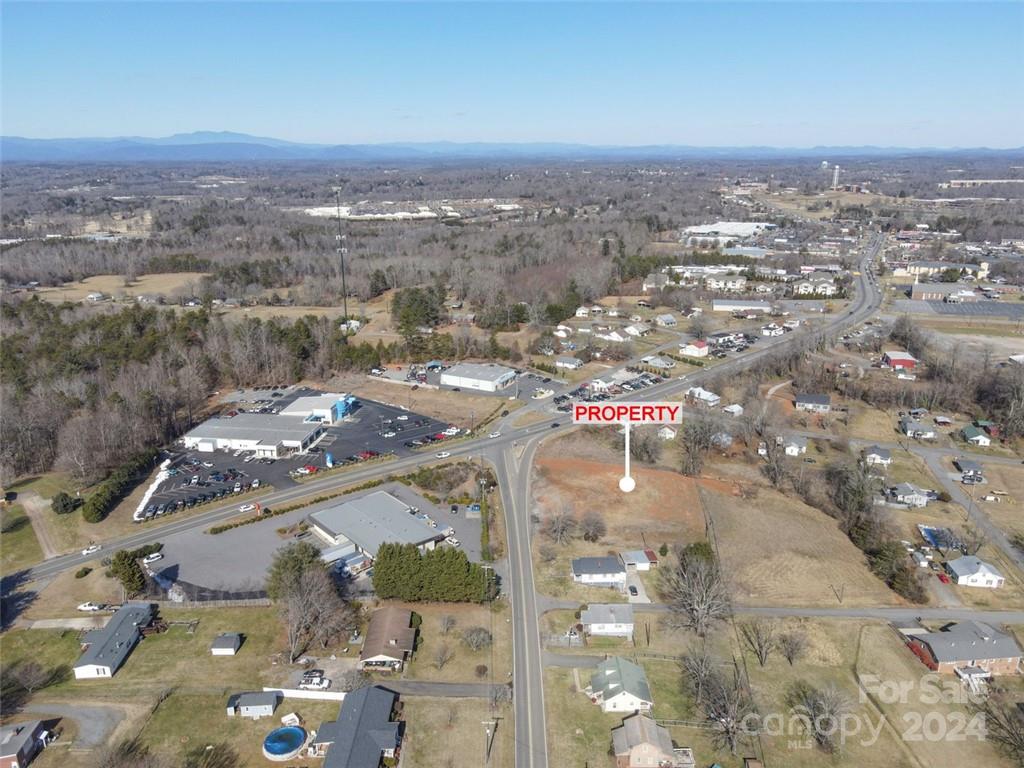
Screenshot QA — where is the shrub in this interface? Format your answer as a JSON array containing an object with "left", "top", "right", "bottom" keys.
[
  {"left": 475, "top": 664, "right": 488, "bottom": 679},
  {"left": 74, "top": 567, "right": 92, "bottom": 579},
  {"left": 51, "top": 492, "right": 78, "bottom": 515},
  {"left": 82, "top": 449, "right": 159, "bottom": 523}
]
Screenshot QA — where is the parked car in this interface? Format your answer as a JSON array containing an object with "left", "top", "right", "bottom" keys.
[
  {"left": 81, "top": 544, "right": 102, "bottom": 557},
  {"left": 77, "top": 602, "right": 103, "bottom": 612},
  {"left": 448, "top": 538, "right": 461, "bottom": 547},
  {"left": 301, "top": 668, "right": 325, "bottom": 679},
  {"left": 628, "top": 586, "right": 639, "bottom": 597},
  {"left": 450, "top": 504, "right": 459, "bottom": 514},
  {"left": 233, "top": 482, "right": 242, "bottom": 493},
  {"left": 435, "top": 452, "right": 451, "bottom": 459},
  {"left": 488, "top": 432, "right": 501, "bottom": 439},
  {"left": 937, "top": 572, "right": 951, "bottom": 584},
  {"left": 251, "top": 478, "right": 260, "bottom": 489},
  {"left": 299, "top": 678, "right": 332, "bottom": 690},
  {"left": 142, "top": 552, "right": 164, "bottom": 565}
]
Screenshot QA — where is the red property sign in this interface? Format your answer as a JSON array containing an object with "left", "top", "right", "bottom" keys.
[{"left": 572, "top": 401, "right": 683, "bottom": 425}]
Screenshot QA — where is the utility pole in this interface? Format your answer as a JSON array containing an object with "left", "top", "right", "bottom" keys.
[{"left": 333, "top": 185, "right": 349, "bottom": 321}]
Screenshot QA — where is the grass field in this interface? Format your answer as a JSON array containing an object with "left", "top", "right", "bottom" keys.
[
  {"left": 0, "top": 504, "right": 43, "bottom": 575},
  {"left": 35, "top": 272, "right": 210, "bottom": 303},
  {"left": 401, "top": 698, "right": 513, "bottom": 768}
]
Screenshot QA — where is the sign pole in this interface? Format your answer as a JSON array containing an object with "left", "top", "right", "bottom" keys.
[{"left": 619, "top": 422, "right": 635, "bottom": 493}]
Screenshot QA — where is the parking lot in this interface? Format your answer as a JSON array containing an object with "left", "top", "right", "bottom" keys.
[
  {"left": 152, "top": 482, "right": 483, "bottom": 595},
  {"left": 137, "top": 390, "right": 456, "bottom": 522}
]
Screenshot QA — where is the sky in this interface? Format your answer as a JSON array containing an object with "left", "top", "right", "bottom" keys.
[{"left": 2, "top": 1, "right": 1022, "bottom": 147}]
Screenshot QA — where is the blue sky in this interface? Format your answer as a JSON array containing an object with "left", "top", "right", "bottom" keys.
[{"left": 2, "top": 2, "right": 1022, "bottom": 147}]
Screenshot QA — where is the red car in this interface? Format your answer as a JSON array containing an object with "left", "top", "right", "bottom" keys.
[
  {"left": 937, "top": 573, "right": 950, "bottom": 584},
  {"left": 303, "top": 464, "right": 318, "bottom": 473}
]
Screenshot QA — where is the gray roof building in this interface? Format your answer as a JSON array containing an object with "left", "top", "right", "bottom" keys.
[
  {"left": 226, "top": 691, "right": 279, "bottom": 718},
  {"left": 955, "top": 458, "right": 984, "bottom": 475},
  {"left": 590, "top": 657, "right": 653, "bottom": 704},
  {"left": 611, "top": 714, "right": 679, "bottom": 763},
  {"left": 581, "top": 603, "right": 635, "bottom": 627},
  {"left": 313, "top": 686, "right": 401, "bottom": 768},
  {"left": 864, "top": 445, "right": 891, "bottom": 461},
  {"left": 183, "top": 412, "right": 323, "bottom": 446},
  {"left": 571, "top": 556, "right": 625, "bottom": 578},
  {"left": 0, "top": 720, "right": 44, "bottom": 766},
  {"left": 914, "top": 622, "right": 1021, "bottom": 664},
  {"left": 309, "top": 491, "right": 443, "bottom": 556},
  {"left": 210, "top": 632, "right": 242, "bottom": 654},
  {"left": 795, "top": 393, "right": 831, "bottom": 407},
  {"left": 74, "top": 602, "right": 154, "bottom": 678}
]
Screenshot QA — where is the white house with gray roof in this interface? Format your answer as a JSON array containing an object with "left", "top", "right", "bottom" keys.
[
  {"left": 863, "top": 445, "right": 892, "bottom": 466},
  {"left": 581, "top": 604, "right": 635, "bottom": 638},
  {"left": 889, "top": 483, "right": 929, "bottom": 508},
  {"left": 588, "top": 656, "right": 654, "bottom": 713},
  {"left": 310, "top": 686, "right": 401, "bottom": 768},
  {"left": 73, "top": 602, "right": 154, "bottom": 679},
  {"left": 571, "top": 556, "right": 626, "bottom": 589},
  {"left": 945, "top": 556, "right": 1005, "bottom": 589}
]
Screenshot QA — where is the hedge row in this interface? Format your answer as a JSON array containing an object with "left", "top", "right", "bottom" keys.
[
  {"left": 82, "top": 449, "right": 160, "bottom": 523},
  {"left": 207, "top": 478, "right": 386, "bottom": 535}
]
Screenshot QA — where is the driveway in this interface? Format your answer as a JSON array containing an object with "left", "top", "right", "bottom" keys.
[
  {"left": 625, "top": 571, "right": 650, "bottom": 604},
  {"left": 23, "top": 702, "right": 125, "bottom": 749}
]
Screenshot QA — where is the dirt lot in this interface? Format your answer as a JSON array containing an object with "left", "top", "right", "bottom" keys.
[
  {"left": 402, "top": 698, "right": 513, "bottom": 768},
  {"left": 332, "top": 372, "right": 505, "bottom": 428},
  {"left": 35, "top": 272, "right": 210, "bottom": 303}
]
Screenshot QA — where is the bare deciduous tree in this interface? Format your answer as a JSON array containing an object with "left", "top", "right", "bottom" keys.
[
  {"left": 659, "top": 552, "right": 731, "bottom": 638},
  {"left": 740, "top": 620, "right": 776, "bottom": 667},
  {"left": 543, "top": 507, "right": 576, "bottom": 546},
  {"left": 462, "top": 627, "right": 493, "bottom": 651},
  {"left": 579, "top": 511, "right": 606, "bottom": 543},
  {"left": 440, "top": 614, "right": 456, "bottom": 635},
  {"left": 684, "top": 662, "right": 756, "bottom": 755},
  {"left": 972, "top": 689, "right": 1024, "bottom": 765},
  {"left": 10, "top": 661, "right": 51, "bottom": 693},
  {"left": 787, "top": 682, "right": 853, "bottom": 754},
  {"left": 779, "top": 631, "right": 807, "bottom": 666},
  {"left": 434, "top": 643, "right": 455, "bottom": 670}
]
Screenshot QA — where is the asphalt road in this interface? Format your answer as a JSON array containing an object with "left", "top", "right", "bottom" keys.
[{"left": 16, "top": 234, "right": 887, "bottom": 768}]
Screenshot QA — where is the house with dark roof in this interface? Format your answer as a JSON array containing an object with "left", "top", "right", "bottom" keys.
[
  {"left": 358, "top": 606, "right": 417, "bottom": 672},
  {"left": 906, "top": 621, "right": 1021, "bottom": 676},
  {"left": 955, "top": 458, "right": 984, "bottom": 478},
  {"left": 612, "top": 714, "right": 694, "bottom": 768},
  {"left": 210, "top": 632, "right": 242, "bottom": 656},
  {"left": 0, "top": 720, "right": 48, "bottom": 768},
  {"left": 571, "top": 556, "right": 626, "bottom": 589},
  {"left": 588, "top": 657, "right": 654, "bottom": 713},
  {"left": 794, "top": 393, "right": 831, "bottom": 413},
  {"left": 863, "top": 445, "right": 892, "bottom": 466},
  {"left": 73, "top": 602, "right": 154, "bottom": 679},
  {"left": 581, "top": 604, "right": 635, "bottom": 638},
  {"left": 310, "top": 686, "right": 402, "bottom": 768},
  {"left": 945, "top": 556, "right": 1005, "bottom": 589}
]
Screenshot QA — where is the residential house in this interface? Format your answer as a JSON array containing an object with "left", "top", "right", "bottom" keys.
[
  {"left": 640, "top": 355, "right": 675, "bottom": 370},
  {"left": 780, "top": 436, "right": 807, "bottom": 457},
  {"left": 686, "top": 387, "right": 721, "bottom": 408},
  {"left": 73, "top": 602, "right": 154, "bottom": 679},
  {"left": 955, "top": 458, "right": 984, "bottom": 479},
  {"left": 310, "top": 686, "right": 402, "bottom": 767},
  {"left": 555, "top": 356, "right": 584, "bottom": 370},
  {"left": 794, "top": 393, "right": 831, "bottom": 413},
  {"left": 624, "top": 324, "right": 651, "bottom": 338},
  {"left": 575, "top": 306, "right": 590, "bottom": 318},
  {"left": 620, "top": 549, "right": 658, "bottom": 571},
  {"left": 612, "top": 714, "right": 695, "bottom": 768},
  {"left": 882, "top": 350, "right": 918, "bottom": 371},
  {"left": 680, "top": 340, "right": 708, "bottom": 358},
  {"left": 900, "top": 417, "right": 936, "bottom": 440},
  {"left": 588, "top": 657, "right": 654, "bottom": 713},
  {"left": 863, "top": 446, "right": 892, "bottom": 466},
  {"left": 890, "top": 483, "right": 929, "bottom": 508},
  {"left": 581, "top": 604, "right": 635, "bottom": 638},
  {"left": 0, "top": 721, "right": 48, "bottom": 768},
  {"left": 654, "top": 313, "right": 677, "bottom": 328},
  {"left": 657, "top": 426, "right": 677, "bottom": 441},
  {"left": 946, "top": 556, "right": 1005, "bottom": 589},
  {"left": 210, "top": 632, "right": 242, "bottom": 656},
  {"left": 642, "top": 273, "right": 669, "bottom": 293},
  {"left": 571, "top": 556, "right": 627, "bottom": 589},
  {"left": 976, "top": 420, "right": 1001, "bottom": 438},
  {"left": 722, "top": 404, "right": 744, "bottom": 417},
  {"left": 962, "top": 425, "right": 991, "bottom": 447},
  {"left": 906, "top": 621, "right": 1021, "bottom": 676},
  {"left": 597, "top": 330, "right": 628, "bottom": 343},
  {"left": 226, "top": 691, "right": 279, "bottom": 719},
  {"left": 358, "top": 606, "right": 417, "bottom": 672}
]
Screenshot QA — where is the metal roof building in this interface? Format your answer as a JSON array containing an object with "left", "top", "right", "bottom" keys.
[
  {"left": 74, "top": 602, "right": 154, "bottom": 679},
  {"left": 308, "top": 491, "right": 443, "bottom": 557},
  {"left": 181, "top": 412, "right": 324, "bottom": 458},
  {"left": 439, "top": 362, "right": 516, "bottom": 392}
]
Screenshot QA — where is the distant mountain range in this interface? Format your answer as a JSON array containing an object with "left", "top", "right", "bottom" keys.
[{"left": 3, "top": 132, "right": 1022, "bottom": 162}]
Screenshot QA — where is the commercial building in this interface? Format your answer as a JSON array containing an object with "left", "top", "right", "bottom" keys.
[
  {"left": 279, "top": 393, "right": 357, "bottom": 425},
  {"left": 711, "top": 299, "right": 771, "bottom": 313},
  {"left": 910, "top": 283, "right": 980, "bottom": 302},
  {"left": 882, "top": 350, "right": 918, "bottom": 371},
  {"left": 181, "top": 413, "right": 324, "bottom": 458},
  {"left": 440, "top": 362, "right": 516, "bottom": 392},
  {"left": 73, "top": 602, "right": 154, "bottom": 679},
  {"left": 308, "top": 491, "right": 443, "bottom": 557},
  {"left": 680, "top": 340, "right": 708, "bottom": 358},
  {"left": 310, "top": 686, "right": 401, "bottom": 768}
]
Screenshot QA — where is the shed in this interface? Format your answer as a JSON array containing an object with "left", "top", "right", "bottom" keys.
[{"left": 210, "top": 632, "right": 242, "bottom": 656}]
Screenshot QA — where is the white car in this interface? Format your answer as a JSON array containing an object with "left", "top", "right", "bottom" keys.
[
  {"left": 243, "top": 454, "right": 256, "bottom": 463},
  {"left": 448, "top": 538, "right": 461, "bottom": 547},
  {"left": 201, "top": 461, "right": 214, "bottom": 468},
  {"left": 251, "top": 478, "right": 260, "bottom": 489},
  {"left": 488, "top": 432, "right": 501, "bottom": 439},
  {"left": 239, "top": 503, "right": 257, "bottom": 513},
  {"left": 81, "top": 544, "right": 102, "bottom": 557},
  {"left": 382, "top": 431, "right": 396, "bottom": 438},
  {"left": 77, "top": 602, "right": 102, "bottom": 612},
  {"left": 396, "top": 415, "right": 409, "bottom": 421},
  {"left": 435, "top": 452, "right": 451, "bottom": 459},
  {"left": 142, "top": 552, "right": 163, "bottom": 565},
  {"left": 443, "top": 427, "right": 459, "bottom": 436}
]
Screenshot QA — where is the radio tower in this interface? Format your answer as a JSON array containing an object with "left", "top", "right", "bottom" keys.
[{"left": 333, "top": 185, "right": 349, "bottom": 321}]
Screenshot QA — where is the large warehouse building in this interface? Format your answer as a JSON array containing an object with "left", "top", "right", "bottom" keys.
[
  {"left": 181, "top": 413, "right": 324, "bottom": 458},
  {"left": 439, "top": 362, "right": 516, "bottom": 393},
  {"left": 308, "top": 491, "right": 443, "bottom": 557}
]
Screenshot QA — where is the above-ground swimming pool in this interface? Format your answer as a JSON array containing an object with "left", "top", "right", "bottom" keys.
[{"left": 262, "top": 726, "right": 306, "bottom": 761}]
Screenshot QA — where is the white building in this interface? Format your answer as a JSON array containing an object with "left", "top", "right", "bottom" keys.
[
  {"left": 575, "top": 306, "right": 590, "bottom": 318},
  {"left": 863, "top": 446, "right": 892, "bottom": 466},
  {"left": 946, "top": 556, "right": 1005, "bottom": 589},
  {"left": 686, "top": 387, "right": 720, "bottom": 408},
  {"left": 712, "top": 299, "right": 771, "bottom": 313},
  {"left": 781, "top": 436, "right": 808, "bottom": 456},
  {"left": 279, "top": 393, "right": 356, "bottom": 425},
  {"left": 555, "top": 356, "right": 584, "bottom": 370},
  {"left": 640, "top": 355, "right": 675, "bottom": 370},
  {"left": 680, "top": 340, "right": 709, "bottom": 358},
  {"left": 571, "top": 556, "right": 626, "bottom": 589},
  {"left": 440, "top": 362, "right": 516, "bottom": 392},
  {"left": 589, "top": 657, "right": 654, "bottom": 713},
  {"left": 761, "top": 323, "right": 784, "bottom": 337},
  {"left": 74, "top": 603, "right": 154, "bottom": 679},
  {"left": 723, "top": 404, "right": 744, "bottom": 417},
  {"left": 890, "top": 483, "right": 929, "bottom": 507},
  {"left": 658, "top": 426, "right": 677, "bottom": 440},
  {"left": 705, "top": 275, "right": 747, "bottom": 292},
  {"left": 181, "top": 413, "right": 325, "bottom": 459},
  {"left": 581, "top": 603, "right": 635, "bottom": 638},
  {"left": 654, "top": 313, "right": 677, "bottom": 328}
]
